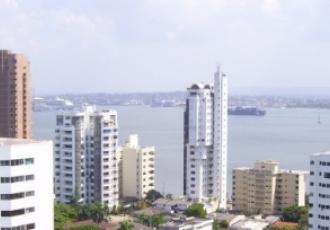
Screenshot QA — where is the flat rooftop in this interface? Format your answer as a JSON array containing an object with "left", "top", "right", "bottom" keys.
[{"left": 0, "top": 138, "right": 46, "bottom": 146}]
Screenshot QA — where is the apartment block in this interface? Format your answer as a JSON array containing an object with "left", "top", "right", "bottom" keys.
[
  {"left": 309, "top": 152, "right": 330, "bottom": 230},
  {"left": 232, "top": 160, "right": 306, "bottom": 215},
  {"left": 119, "top": 134, "right": 155, "bottom": 199},
  {"left": 54, "top": 106, "right": 119, "bottom": 208},
  {"left": 0, "top": 50, "right": 32, "bottom": 139},
  {"left": 184, "top": 66, "right": 228, "bottom": 209},
  {"left": 0, "top": 138, "right": 53, "bottom": 230}
]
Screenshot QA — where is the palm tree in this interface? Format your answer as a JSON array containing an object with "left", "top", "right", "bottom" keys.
[{"left": 118, "top": 221, "right": 134, "bottom": 230}]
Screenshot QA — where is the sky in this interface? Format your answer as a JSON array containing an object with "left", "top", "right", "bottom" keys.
[{"left": 0, "top": 0, "right": 330, "bottom": 95}]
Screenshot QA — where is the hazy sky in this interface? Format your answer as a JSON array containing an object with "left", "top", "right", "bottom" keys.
[{"left": 1, "top": 0, "right": 329, "bottom": 95}]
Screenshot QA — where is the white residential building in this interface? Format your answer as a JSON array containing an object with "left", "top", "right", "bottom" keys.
[
  {"left": 119, "top": 134, "right": 155, "bottom": 199},
  {"left": 0, "top": 138, "right": 53, "bottom": 230},
  {"left": 54, "top": 106, "right": 119, "bottom": 208},
  {"left": 183, "top": 66, "right": 228, "bottom": 209},
  {"left": 160, "top": 217, "right": 213, "bottom": 230},
  {"left": 309, "top": 152, "right": 330, "bottom": 230}
]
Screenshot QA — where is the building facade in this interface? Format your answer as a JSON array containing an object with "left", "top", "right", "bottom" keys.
[
  {"left": 183, "top": 66, "right": 228, "bottom": 209},
  {"left": 54, "top": 106, "right": 119, "bottom": 208},
  {"left": 232, "top": 160, "right": 306, "bottom": 215},
  {"left": 0, "top": 138, "right": 53, "bottom": 230},
  {"left": 119, "top": 134, "right": 155, "bottom": 199},
  {"left": 309, "top": 152, "right": 330, "bottom": 230},
  {"left": 0, "top": 50, "right": 32, "bottom": 139}
]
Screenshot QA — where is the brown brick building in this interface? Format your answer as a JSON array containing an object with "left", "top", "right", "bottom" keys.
[{"left": 0, "top": 50, "right": 32, "bottom": 138}]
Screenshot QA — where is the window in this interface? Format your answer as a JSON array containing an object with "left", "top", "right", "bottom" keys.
[
  {"left": 25, "top": 175, "right": 34, "bottom": 181},
  {"left": 324, "top": 172, "right": 330, "bottom": 179}
]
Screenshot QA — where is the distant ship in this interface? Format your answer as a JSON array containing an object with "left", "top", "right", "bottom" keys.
[{"left": 228, "top": 106, "right": 266, "bottom": 116}]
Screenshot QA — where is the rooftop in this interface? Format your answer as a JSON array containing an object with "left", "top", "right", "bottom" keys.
[
  {"left": 0, "top": 138, "right": 45, "bottom": 146},
  {"left": 311, "top": 151, "right": 330, "bottom": 156}
]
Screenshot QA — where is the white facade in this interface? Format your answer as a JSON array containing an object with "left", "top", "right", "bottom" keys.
[
  {"left": 309, "top": 152, "right": 330, "bottom": 230},
  {"left": 0, "top": 138, "right": 53, "bottom": 230},
  {"left": 184, "top": 66, "right": 228, "bottom": 209},
  {"left": 120, "top": 134, "right": 155, "bottom": 199},
  {"left": 54, "top": 106, "right": 119, "bottom": 208},
  {"left": 160, "top": 218, "right": 213, "bottom": 230}
]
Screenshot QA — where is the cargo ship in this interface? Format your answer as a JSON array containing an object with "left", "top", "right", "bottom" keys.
[{"left": 228, "top": 106, "right": 266, "bottom": 116}]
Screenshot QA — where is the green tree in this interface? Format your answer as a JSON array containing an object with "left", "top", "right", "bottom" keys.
[
  {"left": 77, "top": 204, "right": 94, "bottom": 221},
  {"left": 213, "top": 220, "right": 229, "bottom": 230},
  {"left": 145, "top": 190, "right": 163, "bottom": 203},
  {"left": 54, "top": 203, "right": 77, "bottom": 230},
  {"left": 69, "top": 226, "right": 103, "bottom": 230},
  {"left": 151, "top": 214, "right": 167, "bottom": 227},
  {"left": 138, "top": 213, "right": 148, "bottom": 225},
  {"left": 282, "top": 206, "right": 308, "bottom": 223},
  {"left": 184, "top": 203, "right": 207, "bottom": 218},
  {"left": 90, "top": 202, "right": 110, "bottom": 225},
  {"left": 118, "top": 221, "right": 134, "bottom": 230}
]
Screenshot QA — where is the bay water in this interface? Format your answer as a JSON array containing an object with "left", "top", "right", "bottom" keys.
[{"left": 33, "top": 107, "right": 330, "bottom": 196}]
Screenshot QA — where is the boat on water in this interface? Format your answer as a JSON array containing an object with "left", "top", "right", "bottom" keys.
[{"left": 228, "top": 106, "right": 266, "bottom": 116}]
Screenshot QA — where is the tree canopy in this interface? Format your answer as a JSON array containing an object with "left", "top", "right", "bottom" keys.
[{"left": 185, "top": 203, "right": 207, "bottom": 218}]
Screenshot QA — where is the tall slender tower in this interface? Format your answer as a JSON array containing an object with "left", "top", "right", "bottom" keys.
[
  {"left": 183, "top": 66, "right": 228, "bottom": 209},
  {"left": 213, "top": 66, "right": 228, "bottom": 209},
  {"left": 0, "top": 50, "right": 32, "bottom": 139}
]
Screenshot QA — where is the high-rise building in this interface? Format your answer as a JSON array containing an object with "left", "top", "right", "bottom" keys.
[
  {"left": 309, "top": 152, "right": 330, "bottom": 230},
  {"left": 183, "top": 66, "right": 228, "bottom": 209},
  {"left": 54, "top": 106, "right": 119, "bottom": 208},
  {"left": 232, "top": 160, "right": 306, "bottom": 215},
  {"left": 0, "top": 50, "right": 31, "bottom": 139},
  {"left": 0, "top": 138, "right": 53, "bottom": 230},
  {"left": 119, "top": 134, "right": 155, "bottom": 199}
]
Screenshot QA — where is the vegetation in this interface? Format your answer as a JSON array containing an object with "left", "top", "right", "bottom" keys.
[
  {"left": 282, "top": 206, "right": 308, "bottom": 222},
  {"left": 281, "top": 206, "right": 308, "bottom": 230},
  {"left": 118, "top": 221, "right": 134, "bottom": 230},
  {"left": 212, "top": 220, "right": 229, "bottom": 230},
  {"left": 69, "top": 226, "right": 103, "bottom": 230},
  {"left": 137, "top": 213, "right": 167, "bottom": 227},
  {"left": 55, "top": 203, "right": 77, "bottom": 230},
  {"left": 54, "top": 202, "right": 110, "bottom": 230},
  {"left": 184, "top": 203, "right": 207, "bottom": 219},
  {"left": 145, "top": 190, "right": 163, "bottom": 203}
]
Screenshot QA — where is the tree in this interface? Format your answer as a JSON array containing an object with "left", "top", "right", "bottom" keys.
[
  {"left": 151, "top": 214, "right": 167, "bottom": 227},
  {"left": 118, "top": 221, "right": 134, "bottom": 230},
  {"left": 54, "top": 203, "right": 77, "bottom": 230},
  {"left": 145, "top": 190, "right": 163, "bottom": 203},
  {"left": 213, "top": 220, "right": 229, "bottom": 230},
  {"left": 282, "top": 206, "right": 308, "bottom": 223},
  {"left": 69, "top": 226, "right": 103, "bottom": 230},
  {"left": 184, "top": 203, "right": 207, "bottom": 218},
  {"left": 90, "top": 202, "right": 110, "bottom": 225},
  {"left": 77, "top": 204, "right": 94, "bottom": 221}
]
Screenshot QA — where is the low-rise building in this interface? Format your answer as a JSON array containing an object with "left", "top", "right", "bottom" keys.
[
  {"left": 230, "top": 219, "right": 269, "bottom": 230},
  {"left": 232, "top": 160, "right": 306, "bottom": 215},
  {"left": 119, "top": 135, "right": 155, "bottom": 199},
  {"left": 211, "top": 213, "right": 246, "bottom": 226},
  {"left": 160, "top": 217, "right": 213, "bottom": 230},
  {"left": 153, "top": 198, "right": 192, "bottom": 213},
  {"left": 0, "top": 138, "right": 53, "bottom": 230}
]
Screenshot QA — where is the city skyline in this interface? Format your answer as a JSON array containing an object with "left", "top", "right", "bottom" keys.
[{"left": 0, "top": 0, "right": 329, "bottom": 94}]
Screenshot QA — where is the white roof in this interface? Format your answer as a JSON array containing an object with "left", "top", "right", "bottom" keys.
[{"left": 0, "top": 138, "right": 46, "bottom": 146}]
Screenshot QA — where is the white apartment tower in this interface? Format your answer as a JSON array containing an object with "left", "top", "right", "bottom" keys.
[
  {"left": 119, "top": 134, "right": 155, "bottom": 199},
  {"left": 309, "top": 152, "right": 330, "bottom": 230},
  {"left": 54, "top": 106, "right": 119, "bottom": 208},
  {"left": 183, "top": 66, "right": 228, "bottom": 209},
  {"left": 0, "top": 138, "right": 54, "bottom": 230}
]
